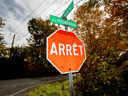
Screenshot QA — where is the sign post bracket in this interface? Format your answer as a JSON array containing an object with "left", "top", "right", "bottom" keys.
[{"left": 62, "top": 17, "right": 68, "bottom": 30}]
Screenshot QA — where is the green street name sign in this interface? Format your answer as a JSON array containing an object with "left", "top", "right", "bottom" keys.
[
  {"left": 61, "top": 1, "right": 74, "bottom": 18},
  {"left": 50, "top": 15, "right": 77, "bottom": 29}
]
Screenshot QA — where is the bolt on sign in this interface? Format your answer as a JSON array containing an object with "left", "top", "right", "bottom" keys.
[{"left": 47, "top": 29, "right": 86, "bottom": 74}]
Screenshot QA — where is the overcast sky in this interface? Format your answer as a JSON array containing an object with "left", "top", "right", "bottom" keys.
[{"left": 0, "top": 0, "right": 88, "bottom": 47}]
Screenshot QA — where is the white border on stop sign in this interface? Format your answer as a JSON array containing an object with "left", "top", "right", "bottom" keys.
[{"left": 46, "top": 29, "right": 86, "bottom": 74}]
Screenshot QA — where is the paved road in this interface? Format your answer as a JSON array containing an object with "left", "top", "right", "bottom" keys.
[{"left": 0, "top": 75, "right": 69, "bottom": 96}]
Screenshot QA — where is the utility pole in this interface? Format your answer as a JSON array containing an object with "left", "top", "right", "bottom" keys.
[{"left": 9, "top": 34, "right": 16, "bottom": 59}]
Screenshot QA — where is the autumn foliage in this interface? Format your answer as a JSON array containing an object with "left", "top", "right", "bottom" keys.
[
  {"left": 72, "top": 0, "right": 128, "bottom": 95},
  {"left": 26, "top": 18, "right": 60, "bottom": 77}
]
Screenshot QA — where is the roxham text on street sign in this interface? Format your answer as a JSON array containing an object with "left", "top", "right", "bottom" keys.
[
  {"left": 47, "top": 30, "right": 86, "bottom": 74},
  {"left": 50, "top": 15, "right": 77, "bottom": 29},
  {"left": 61, "top": 1, "right": 74, "bottom": 18}
]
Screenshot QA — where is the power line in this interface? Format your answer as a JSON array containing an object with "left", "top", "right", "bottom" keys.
[
  {"left": 15, "top": 0, "right": 46, "bottom": 32},
  {"left": 16, "top": 32, "right": 29, "bottom": 41},
  {"left": 15, "top": 0, "right": 83, "bottom": 43},
  {"left": 57, "top": 0, "right": 84, "bottom": 16},
  {"left": 13, "top": 0, "right": 84, "bottom": 44},
  {"left": 4, "top": 32, "right": 14, "bottom": 43},
  {"left": 75, "top": 0, "right": 84, "bottom": 5},
  {"left": 35, "top": 0, "right": 57, "bottom": 18},
  {"left": 14, "top": 0, "right": 57, "bottom": 37},
  {"left": 43, "top": 0, "right": 71, "bottom": 19},
  {"left": 5, "top": 0, "right": 46, "bottom": 43},
  {"left": 14, "top": 0, "right": 57, "bottom": 36},
  {"left": 14, "top": 0, "right": 59, "bottom": 42},
  {"left": 15, "top": 0, "right": 71, "bottom": 42}
]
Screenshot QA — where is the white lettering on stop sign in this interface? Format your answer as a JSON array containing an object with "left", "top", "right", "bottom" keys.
[{"left": 50, "top": 42, "right": 83, "bottom": 56}]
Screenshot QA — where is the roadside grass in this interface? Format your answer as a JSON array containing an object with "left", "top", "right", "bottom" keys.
[{"left": 26, "top": 76, "right": 82, "bottom": 96}]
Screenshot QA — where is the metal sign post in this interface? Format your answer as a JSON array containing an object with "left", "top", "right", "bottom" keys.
[
  {"left": 69, "top": 72, "right": 74, "bottom": 96},
  {"left": 63, "top": 17, "right": 74, "bottom": 96},
  {"left": 48, "top": 1, "right": 84, "bottom": 96}
]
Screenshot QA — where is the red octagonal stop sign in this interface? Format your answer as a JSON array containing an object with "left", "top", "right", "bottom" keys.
[{"left": 47, "top": 29, "right": 86, "bottom": 74}]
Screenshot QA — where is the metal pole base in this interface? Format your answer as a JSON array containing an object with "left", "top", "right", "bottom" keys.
[{"left": 69, "top": 72, "right": 74, "bottom": 96}]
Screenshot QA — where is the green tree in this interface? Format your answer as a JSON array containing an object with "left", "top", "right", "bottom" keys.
[
  {"left": 27, "top": 18, "right": 60, "bottom": 76},
  {"left": 27, "top": 18, "right": 58, "bottom": 63},
  {"left": 0, "top": 17, "right": 5, "bottom": 30},
  {"left": 72, "top": 0, "right": 128, "bottom": 95},
  {"left": 0, "top": 17, "right": 6, "bottom": 58}
]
